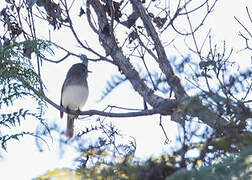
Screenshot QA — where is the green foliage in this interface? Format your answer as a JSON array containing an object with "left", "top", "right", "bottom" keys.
[
  {"left": 37, "top": 153, "right": 179, "bottom": 179},
  {"left": 0, "top": 40, "right": 50, "bottom": 150},
  {"left": 169, "top": 145, "right": 252, "bottom": 180},
  {"left": 35, "top": 168, "right": 82, "bottom": 180},
  {"left": 0, "top": 109, "right": 29, "bottom": 128},
  {"left": 0, "top": 40, "right": 49, "bottom": 102},
  {"left": 0, "top": 131, "right": 35, "bottom": 151},
  {"left": 36, "top": 145, "right": 252, "bottom": 180}
]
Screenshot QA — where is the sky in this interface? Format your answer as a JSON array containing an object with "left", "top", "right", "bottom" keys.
[{"left": 0, "top": 0, "right": 251, "bottom": 179}]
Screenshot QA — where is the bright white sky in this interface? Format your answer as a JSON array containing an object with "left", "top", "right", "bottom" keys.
[{"left": 0, "top": 0, "right": 251, "bottom": 179}]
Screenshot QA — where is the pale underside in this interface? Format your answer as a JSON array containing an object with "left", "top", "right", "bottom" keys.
[{"left": 61, "top": 85, "right": 89, "bottom": 114}]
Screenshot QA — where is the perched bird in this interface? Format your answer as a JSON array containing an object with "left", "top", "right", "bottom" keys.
[{"left": 60, "top": 63, "right": 89, "bottom": 138}]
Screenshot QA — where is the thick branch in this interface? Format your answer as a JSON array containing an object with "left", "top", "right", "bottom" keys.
[
  {"left": 130, "top": 0, "right": 187, "bottom": 100},
  {"left": 43, "top": 93, "right": 227, "bottom": 127},
  {"left": 85, "top": 0, "right": 228, "bottom": 128},
  {"left": 87, "top": 0, "right": 167, "bottom": 108}
]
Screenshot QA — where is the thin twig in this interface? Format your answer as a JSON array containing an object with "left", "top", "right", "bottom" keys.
[
  {"left": 234, "top": 16, "right": 252, "bottom": 38},
  {"left": 136, "top": 38, "right": 157, "bottom": 90},
  {"left": 185, "top": 4, "right": 201, "bottom": 60},
  {"left": 63, "top": 0, "right": 113, "bottom": 63},
  {"left": 39, "top": 53, "right": 71, "bottom": 63},
  {"left": 138, "top": 35, "right": 158, "bottom": 61},
  {"left": 159, "top": 115, "right": 170, "bottom": 144},
  {"left": 200, "top": 29, "right": 211, "bottom": 53},
  {"left": 246, "top": 7, "right": 252, "bottom": 24},
  {"left": 242, "top": 80, "right": 252, "bottom": 101},
  {"left": 107, "top": 105, "right": 143, "bottom": 111}
]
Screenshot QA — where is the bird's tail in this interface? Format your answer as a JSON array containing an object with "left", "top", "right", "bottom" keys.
[{"left": 66, "top": 115, "right": 75, "bottom": 138}]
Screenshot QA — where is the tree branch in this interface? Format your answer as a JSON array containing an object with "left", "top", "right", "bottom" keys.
[
  {"left": 130, "top": 0, "right": 187, "bottom": 100},
  {"left": 87, "top": 0, "right": 167, "bottom": 108},
  {"left": 85, "top": 0, "right": 229, "bottom": 128},
  {"left": 62, "top": 0, "right": 114, "bottom": 64},
  {"left": 42, "top": 93, "right": 178, "bottom": 118}
]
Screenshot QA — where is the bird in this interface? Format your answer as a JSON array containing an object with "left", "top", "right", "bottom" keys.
[{"left": 60, "top": 63, "right": 89, "bottom": 138}]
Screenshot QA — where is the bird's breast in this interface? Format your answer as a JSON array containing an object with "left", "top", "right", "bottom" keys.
[{"left": 62, "top": 85, "right": 89, "bottom": 110}]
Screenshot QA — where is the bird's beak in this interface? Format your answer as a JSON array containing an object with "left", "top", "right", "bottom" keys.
[{"left": 88, "top": 70, "right": 92, "bottom": 73}]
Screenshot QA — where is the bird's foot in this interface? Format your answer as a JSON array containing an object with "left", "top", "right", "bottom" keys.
[
  {"left": 74, "top": 109, "right": 81, "bottom": 119},
  {"left": 66, "top": 107, "right": 70, "bottom": 113}
]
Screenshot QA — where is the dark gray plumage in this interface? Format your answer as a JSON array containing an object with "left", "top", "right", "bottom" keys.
[{"left": 60, "top": 63, "right": 89, "bottom": 138}]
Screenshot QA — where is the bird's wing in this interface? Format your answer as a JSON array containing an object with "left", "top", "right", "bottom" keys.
[
  {"left": 60, "top": 78, "right": 72, "bottom": 118},
  {"left": 60, "top": 87, "right": 64, "bottom": 118}
]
